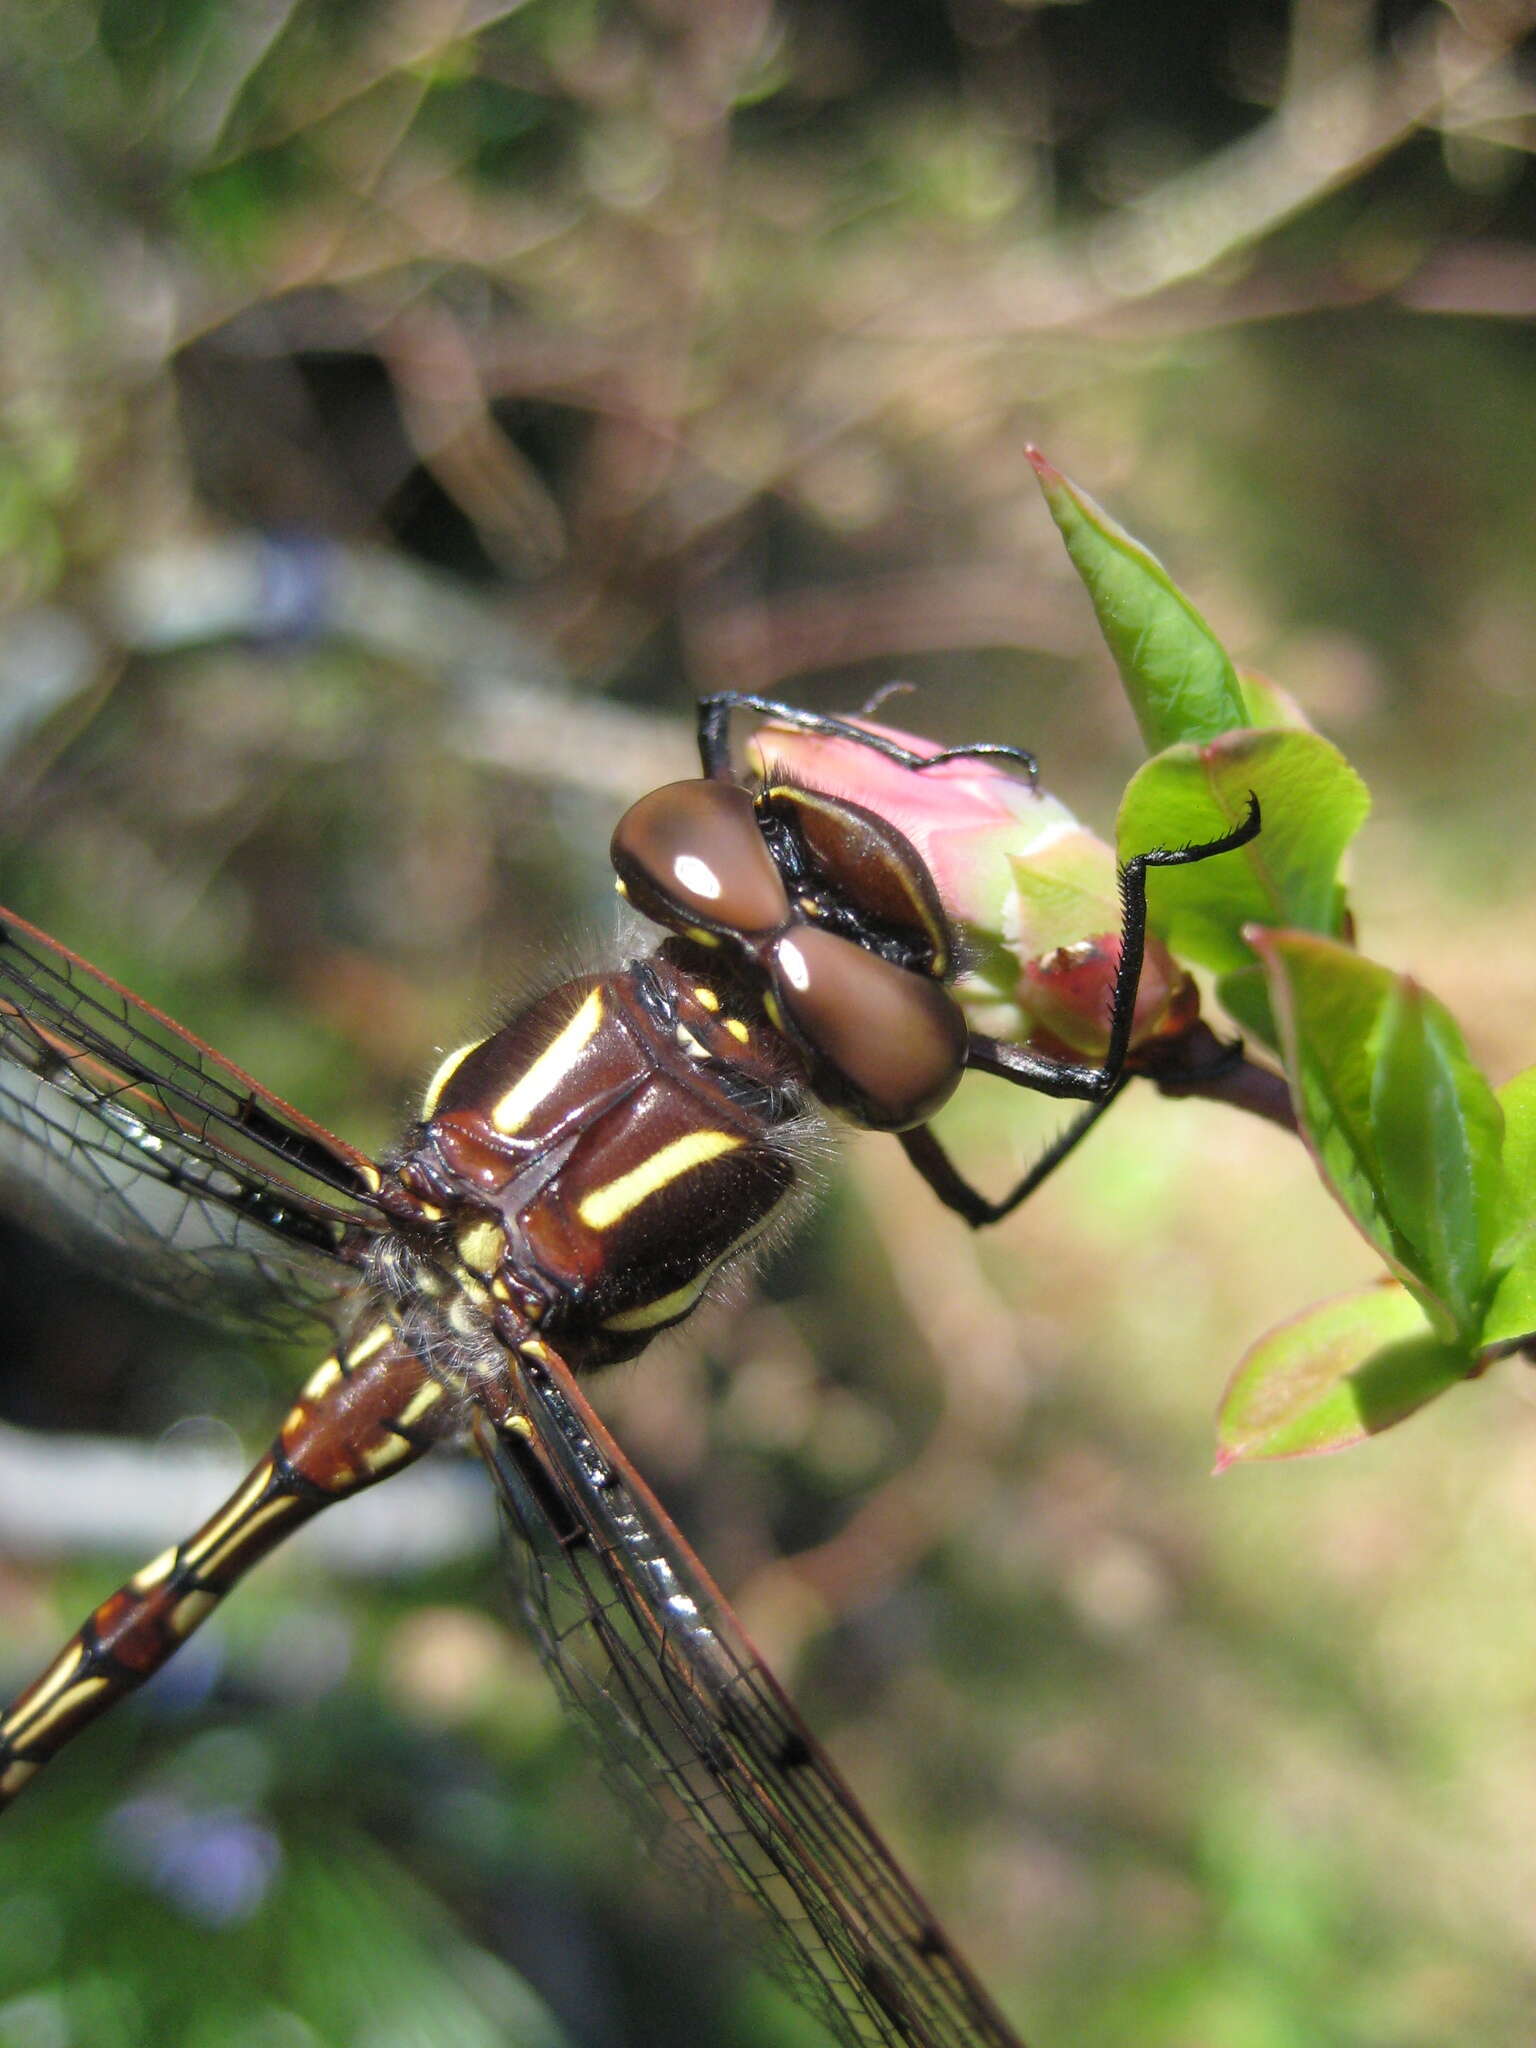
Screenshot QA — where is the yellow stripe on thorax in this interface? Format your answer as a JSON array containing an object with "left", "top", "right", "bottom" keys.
[
  {"left": 490, "top": 988, "right": 605, "bottom": 1134},
  {"left": 577, "top": 1129, "right": 741, "bottom": 1231},
  {"left": 602, "top": 1270, "right": 712, "bottom": 1335},
  {"left": 421, "top": 1038, "right": 487, "bottom": 1118}
]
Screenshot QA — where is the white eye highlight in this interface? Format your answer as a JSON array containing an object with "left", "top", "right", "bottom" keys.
[
  {"left": 674, "top": 854, "right": 721, "bottom": 900},
  {"left": 775, "top": 937, "right": 810, "bottom": 992}
]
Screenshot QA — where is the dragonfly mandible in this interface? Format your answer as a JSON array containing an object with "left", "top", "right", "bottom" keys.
[{"left": 0, "top": 691, "right": 1260, "bottom": 2048}]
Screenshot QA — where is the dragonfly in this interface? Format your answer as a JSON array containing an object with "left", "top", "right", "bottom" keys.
[{"left": 0, "top": 691, "right": 1260, "bottom": 2048}]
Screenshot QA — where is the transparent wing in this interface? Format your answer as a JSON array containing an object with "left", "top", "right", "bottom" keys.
[
  {"left": 0, "top": 904, "right": 383, "bottom": 1334},
  {"left": 474, "top": 1340, "right": 1027, "bottom": 2048}
]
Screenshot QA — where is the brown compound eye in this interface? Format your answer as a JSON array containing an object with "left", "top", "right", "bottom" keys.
[
  {"left": 611, "top": 780, "right": 790, "bottom": 943},
  {"left": 757, "top": 785, "right": 953, "bottom": 979},
  {"left": 767, "top": 923, "right": 968, "bottom": 1131}
]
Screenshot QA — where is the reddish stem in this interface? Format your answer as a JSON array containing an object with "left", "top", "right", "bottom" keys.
[{"left": 1134, "top": 1020, "right": 1298, "bottom": 1134}]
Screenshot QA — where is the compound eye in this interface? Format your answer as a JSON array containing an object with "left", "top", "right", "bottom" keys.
[
  {"left": 758, "top": 786, "right": 952, "bottom": 977},
  {"left": 612, "top": 780, "right": 790, "bottom": 943},
  {"left": 767, "top": 924, "right": 967, "bottom": 1131}
]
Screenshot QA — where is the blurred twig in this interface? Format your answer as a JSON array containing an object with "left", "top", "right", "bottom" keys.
[
  {"left": 13, "top": 535, "right": 692, "bottom": 805},
  {"left": 871, "top": 2, "right": 1536, "bottom": 336}
]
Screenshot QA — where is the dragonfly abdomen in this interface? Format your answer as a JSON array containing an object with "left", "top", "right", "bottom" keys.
[{"left": 0, "top": 1319, "right": 454, "bottom": 1806}]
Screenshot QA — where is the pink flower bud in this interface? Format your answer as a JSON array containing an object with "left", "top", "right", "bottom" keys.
[{"left": 748, "top": 715, "right": 1190, "bottom": 1055}]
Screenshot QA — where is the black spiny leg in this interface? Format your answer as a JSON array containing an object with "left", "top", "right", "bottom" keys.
[
  {"left": 966, "top": 796, "right": 1261, "bottom": 1103},
  {"left": 898, "top": 1083, "right": 1129, "bottom": 1227},
  {"left": 902, "top": 796, "right": 1263, "bottom": 1227},
  {"left": 694, "top": 692, "right": 1039, "bottom": 788}
]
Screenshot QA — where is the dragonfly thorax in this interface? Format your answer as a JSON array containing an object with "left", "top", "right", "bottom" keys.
[{"left": 383, "top": 954, "right": 807, "bottom": 1370}]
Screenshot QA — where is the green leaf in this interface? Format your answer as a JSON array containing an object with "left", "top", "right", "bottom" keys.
[
  {"left": 1235, "top": 667, "right": 1312, "bottom": 730},
  {"left": 1215, "top": 1282, "right": 1470, "bottom": 1464},
  {"left": 1370, "top": 978, "right": 1503, "bottom": 1338},
  {"left": 1256, "top": 931, "right": 1395, "bottom": 1258},
  {"left": 1213, "top": 962, "right": 1278, "bottom": 1054},
  {"left": 1480, "top": 1064, "right": 1536, "bottom": 1345},
  {"left": 1029, "top": 447, "right": 1248, "bottom": 752},
  {"left": 1007, "top": 858, "right": 1118, "bottom": 958},
  {"left": 1255, "top": 931, "right": 1504, "bottom": 1343},
  {"left": 1117, "top": 728, "right": 1370, "bottom": 973}
]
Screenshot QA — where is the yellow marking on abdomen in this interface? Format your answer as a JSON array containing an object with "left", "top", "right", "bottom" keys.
[
  {"left": 490, "top": 989, "right": 605, "bottom": 1135},
  {"left": 358, "top": 1433, "right": 416, "bottom": 1477},
  {"left": 577, "top": 1129, "right": 742, "bottom": 1232},
  {"left": 301, "top": 1358, "right": 343, "bottom": 1404},
  {"left": 8, "top": 1644, "right": 91, "bottom": 1727},
  {"left": 182, "top": 1465, "right": 291, "bottom": 1576},
  {"left": 421, "top": 1038, "right": 487, "bottom": 1118},
  {"left": 130, "top": 1545, "right": 180, "bottom": 1594},
  {"left": 345, "top": 1323, "right": 398, "bottom": 1370},
  {"left": 195, "top": 1492, "right": 307, "bottom": 1574},
  {"left": 183, "top": 1464, "right": 273, "bottom": 1555},
  {"left": 303, "top": 1326, "right": 391, "bottom": 1406},
  {"left": 171, "top": 1590, "right": 219, "bottom": 1637},
  {"left": 15, "top": 1673, "right": 112, "bottom": 1746},
  {"left": 396, "top": 1378, "right": 448, "bottom": 1431}
]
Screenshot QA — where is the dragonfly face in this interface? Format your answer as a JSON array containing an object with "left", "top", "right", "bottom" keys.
[
  {"left": 0, "top": 690, "right": 1260, "bottom": 2048},
  {"left": 609, "top": 774, "right": 968, "bottom": 1130}
]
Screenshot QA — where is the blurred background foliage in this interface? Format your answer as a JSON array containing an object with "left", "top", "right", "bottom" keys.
[{"left": 2, "top": 1, "right": 1536, "bottom": 2043}]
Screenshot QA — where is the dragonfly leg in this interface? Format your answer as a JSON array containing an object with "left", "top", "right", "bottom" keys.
[
  {"left": 903, "top": 1010, "right": 1295, "bottom": 1227},
  {"left": 897, "top": 1085, "right": 1128, "bottom": 1226},
  {"left": 694, "top": 690, "right": 1038, "bottom": 785},
  {"left": 963, "top": 794, "right": 1262, "bottom": 1112},
  {"left": 0, "top": 1320, "right": 455, "bottom": 1809}
]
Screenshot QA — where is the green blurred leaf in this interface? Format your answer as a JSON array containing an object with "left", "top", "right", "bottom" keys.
[
  {"left": 1482, "top": 1271, "right": 1536, "bottom": 1351},
  {"left": 1254, "top": 931, "right": 1503, "bottom": 1342},
  {"left": 276, "top": 1844, "right": 573, "bottom": 2048},
  {"left": 1370, "top": 977, "right": 1503, "bottom": 1339},
  {"left": 1481, "top": 1064, "right": 1536, "bottom": 1346},
  {"left": 1118, "top": 728, "right": 1369, "bottom": 973},
  {"left": 1235, "top": 668, "right": 1313, "bottom": 730},
  {"left": 1213, "top": 962, "right": 1279, "bottom": 1053},
  {"left": 1029, "top": 447, "right": 1247, "bottom": 751},
  {"left": 1007, "top": 857, "right": 1117, "bottom": 957},
  {"left": 1216, "top": 1283, "right": 1469, "bottom": 1464}
]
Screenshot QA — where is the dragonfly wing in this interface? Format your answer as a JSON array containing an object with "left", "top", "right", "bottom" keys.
[
  {"left": 474, "top": 1339, "right": 1026, "bottom": 2048},
  {"left": 0, "top": 905, "right": 382, "bottom": 1333}
]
